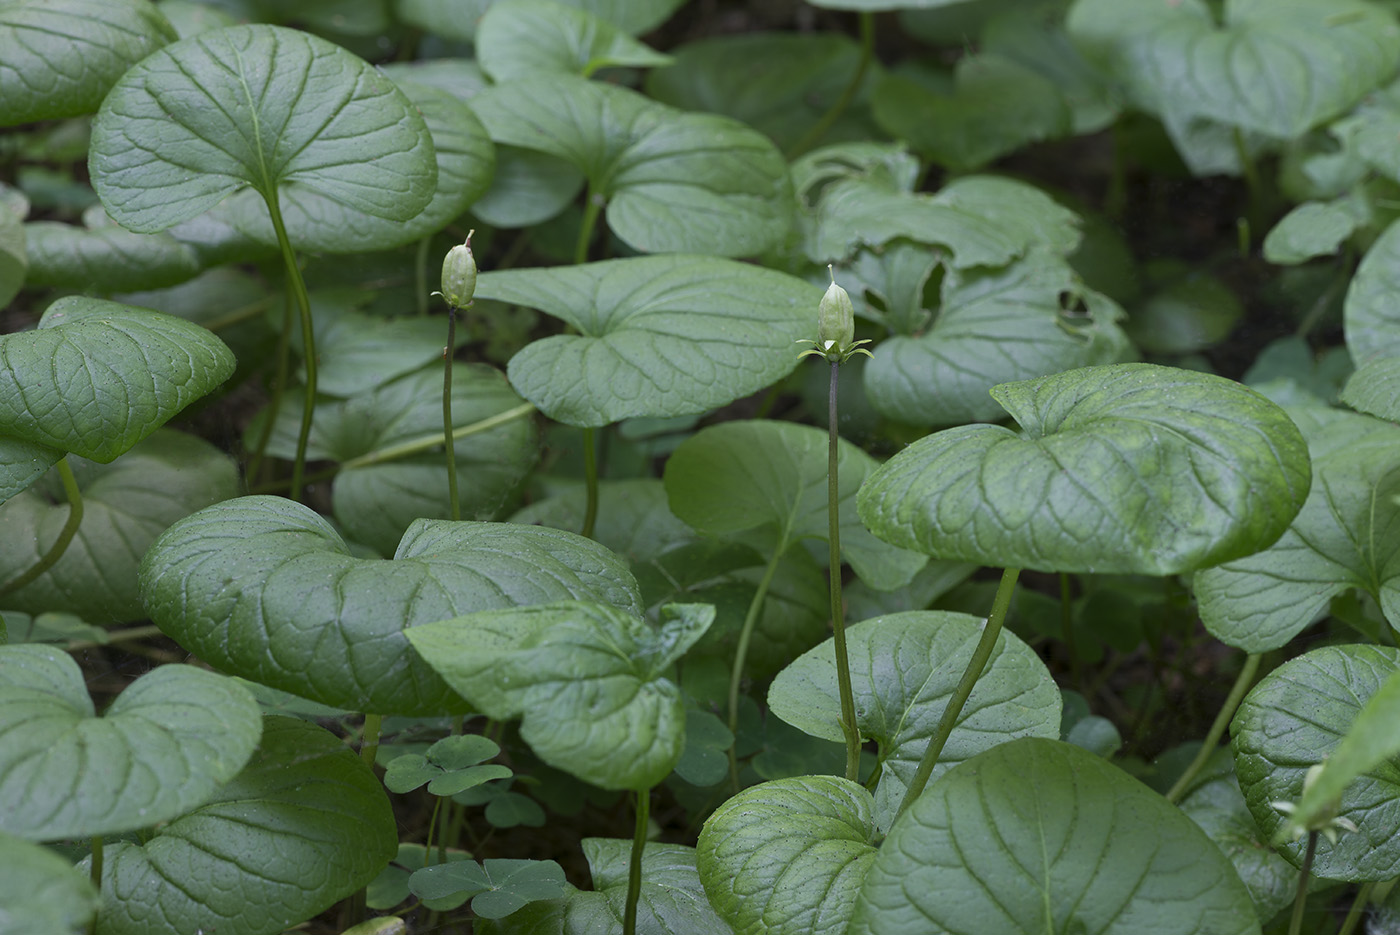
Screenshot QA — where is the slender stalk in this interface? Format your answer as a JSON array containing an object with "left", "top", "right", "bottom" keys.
[
  {"left": 826, "top": 361, "right": 860, "bottom": 782},
  {"left": 1337, "top": 880, "right": 1375, "bottom": 935},
  {"left": 575, "top": 187, "right": 603, "bottom": 265},
  {"left": 786, "top": 12, "right": 875, "bottom": 159},
  {"left": 1164, "top": 654, "right": 1260, "bottom": 804},
  {"left": 359, "top": 714, "right": 383, "bottom": 769},
  {"left": 727, "top": 548, "right": 786, "bottom": 791},
  {"left": 1232, "top": 127, "right": 1264, "bottom": 228},
  {"left": 581, "top": 426, "right": 599, "bottom": 539},
  {"left": 1287, "top": 832, "right": 1319, "bottom": 935},
  {"left": 261, "top": 190, "right": 317, "bottom": 503},
  {"left": 894, "top": 566, "right": 1022, "bottom": 823},
  {"left": 1, "top": 458, "right": 83, "bottom": 595},
  {"left": 422, "top": 795, "right": 444, "bottom": 864},
  {"left": 623, "top": 788, "right": 650, "bottom": 935},
  {"left": 443, "top": 308, "right": 461, "bottom": 521}
]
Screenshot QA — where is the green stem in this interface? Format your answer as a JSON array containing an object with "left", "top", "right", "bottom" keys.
[
  {"left": 1337, "top": 880, "right": 1375, "bottom": 935},
  {"left": 786, "top": 12, "right": 874, "bottom": 159},
  {"left": 66, "top": 624, "right": 164, "bottom": 652},
  {"left": 415, "top": 235, "right": 431, "bottom": 316},
  {"left": 623, "top": 788, "right": 650, "bottom": 935},
  {"left": 443, "top": 307, "right": 461, "bottom": 522},
  {"left": 894, "top": 566, "right": 1022, "bottom": 823},
  {"left": 422, "top": 795, "right": 444, "bottom": 864},
  {"left": 1232, "top": 126, "right": 1264, "bottom": 228},
  {"left": 827, "top": 361, "right": 860, "bottom": 783},
  {"left": 1, "top": 458, "right": 82, "bottom": 595},
  {"left": 359, "top": 714, "right": 383, "bottom": 769},
  {"left": 581, "top": 426, "right": 599, "bottom": 539},
  {"left": 727, "top": 547, "right": 786, "bottom": 792},
  {"left": 261, "top": 189, "right": 317, "bottom": 504},
  {"left": 1287, "top": 832, "right": 1319, "bottom": 935},
  {"left": 1164, "top": 653, "right": 1260, "bottom": 804},
  {"left": 575, "top": 186, "right": 603, "bottom": 265}
]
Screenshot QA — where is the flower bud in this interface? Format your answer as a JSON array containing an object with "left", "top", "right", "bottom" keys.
[
  {"left": 440, "top": 233, "right": 477, "bottom": 308},
  {"left": 817, "top": 267, "right": 855, "bottom": 352}
]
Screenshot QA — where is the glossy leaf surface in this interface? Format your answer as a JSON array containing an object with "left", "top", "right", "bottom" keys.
[
  {"left": 858, "top": 363, "right": 1311, "bottom": 574},
  {"left": 477, "top": 0, "right": 671, "bottom": 80},
  {"left": 139, "top": 496, "right": 642, "bottom": 715},
  {"left": 0, "top": 646, "right": 261, "bottom": 841},
  {"left": 0, "top": 831, "right": 98, "bottom": 935}
]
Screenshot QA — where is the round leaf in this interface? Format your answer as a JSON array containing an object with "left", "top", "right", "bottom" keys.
[
  {"left": 849, "top": 738, "right": 1261, "bottom": 935},
  {"left": 858, "top": 363, "right": 1311, "bottom": 574},
  {"left": 0, "top": 646, "right": 261, "bottom": 841},
  {"left": 477, "top": 0, "right": 672, "bottom": 81},
  {"left": 0, "top": 831, "right": 98, "bottom": 935},
  {"left": 479, "top": 256, "right": 820, "bottom": 427},
  {"left": 138, "top": 495, "right": 644, "bottom": 715},
  {"left": 1179, "top": 776, "right": 1297, "bottom": 922}
]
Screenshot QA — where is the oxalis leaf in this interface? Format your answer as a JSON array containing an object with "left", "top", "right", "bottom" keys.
[
  {"left": 138, "top": 495, "right": 643, "bottom": 716},
  {"left": 88, "top": 24, "right": 437, "bottom": 252},
  {"left": 84, "top": 716, "right": 397, "bottom": 935},
  {"left": 469, "top": 73, "right": 792, "bottom": 257},
  {"left": 663, "top": 420, "right": 925, "bottom": 592},
  {"left": 696, "top": 775, "right": 878, "bottom": 935},
  {"left": 0, "top": 831, "right": 99, "bottom": 935},
  {"left": 0, "top": 646, "right": 261, "bottom": 841},
  {"left": 406, "top": 602, "right": 713, "bottom": 790},
  {"left": 0, "top": 299, "right": 235, "bottom": 463},
  {"left": 768, "top": 611, "right": 1061, "bottom": 829},
  {"left": 477, "top": 256, "right": 820, "bottom": 427},
  {"left": 858, "top": 363, "right": 1311, "bottom": 574},
  {"left": 849, "top": 738, "right": 1261, "bottom": 935}
]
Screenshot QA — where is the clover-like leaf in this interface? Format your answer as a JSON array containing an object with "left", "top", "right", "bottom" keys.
[
  {"left": 697, "top": 775, "right": 878, "bottom": 935},
  {"left": 0, "top": 431, "right": 238, "bottom": 624},
  {"left": 849, "top": 738, "right": 1261, "bottom": 935},
  {"left": 469, "top": 74, "right": 792, "bottom": 257},
  {"left": 478, "top": 0, "right": 671, "bottom": 81},
  {"left": 0, "top": 646, "right": 261, "bottom": 841},
  {"left": 384, "top": 734, "right": 512, "bottom": 796},
  {"left": 862, "top": 250, "right": 1130, "bottom": 427},
  {"left": 0, "top": 0, "right": 177, "bottom": 126},
  {"left": 0, "top": 831, "right": 99, "bottom": 935},
  {"left": 1196, "top": 409, "right": 1400, "bottom": 651},
  {"left": 478, "top": 256, "right": 820, "bottom": 427},
  {"left": 1232, "top": 643, "right": 1400, "bottom": 880},
  {"left": 406, "top": 602, "right": 713, "bottom": 789},
  {"left": 768, "top": 611, "right": 1061, "bottom": 829},
  {"left": 858, "top": 363, "right": 1311, "bottom": 574},
  {"left": 0, "top": 299, "right": 235, "bottom": 463},
  {"left": 85, "top": 716, "right": 396, "bottom": 935},
  {"left": 1179, "top": 774, "right": 1297, "bottom": 922},
  {"left": 663, "top": 420, "right": 925, "bottom": 591},
  {"left": 89, "top": 24, "right": 436, "bottom": 252},
  {"left": 410, "top": 859, "right": 567, "bottom": 919},
  {"left": 139, "top": 495, "right": 643, "bottom": 715}
]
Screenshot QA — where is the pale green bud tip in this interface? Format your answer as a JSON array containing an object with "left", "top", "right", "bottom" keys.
[
  {"left": 440, "top": 231, "right": 477, "bottom": 308},
  {"left": 817, "top": 265, "right": 855, "bottom": 350}
]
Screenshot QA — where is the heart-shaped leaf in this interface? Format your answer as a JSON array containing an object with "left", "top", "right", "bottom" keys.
[
  {"left": 697, "top": 775, "right": 878, "bottom": 935},
  {"left": 22, "top": 217, "right": 201, "bottom": 293},
  {"left": 478, "top": 256, "right": 820, "bottom": 427},
  {"left": 0, "top": 299, "right": 234, "bottom": 463},
  {"left": 0, "top": 646, "right": 261, "bottom": 841},
  {"left": 768, "top": 611, "right": 1061, "bottom": 828},
  {"left": 0, "top": 0, "right": 177, "bottom": 126},
  {"left": 469, "top": 146, "right": 586, "bottom": 229},
  {"left": 1179, "top": 774, "right": 1298, "bottom": 922},
  {"left": 858, "top": 363, "right": 1311, "bottom": 574},
  {"left": 469, "top": 74, "right": 792, "bottom": 257},
  {"left": 138, "top": 495, "right": 643, "bottom": 715},
  {"left": 862, "top": 250, "right": 1130, "bottom": 427},
  {"left": 86, "top": 716, "right": 396, "bottom": 935},
  {"left": 406, "top": 602, "right": 713, "bottom": 789},
  {"left": 0, "top": 431, "right": 238, "bottom": 624},
  {"left": 849, "top": 738, "right": 1261, "bottom": 935},
  {"left": 1232, "top": 643, "right": 1400, "bottom": 880},
  {"left": 1196, "top": 408, "right": 1400, "bottom": 651},
  {"left": 663, "top": 420, "right": 926, "bottom": 591},
  {"left": 0, "top": 831, "right": 99, "bottom": 935},
  {"left": 477, "top": 0, "right": 671, "bottom": 81},
  {"left": 89, "top": 24, "right": 437, "bottom": 252}
]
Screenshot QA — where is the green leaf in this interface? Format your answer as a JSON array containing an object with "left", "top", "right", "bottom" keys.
[
  {"left": 1263, "top": 195, "right": 1370, "bottom": 266},
  {"left": 1342, "top": 356, "right": 1400, "bottom": 422},
  {"left": 478, "top": 256, "right": 820, "bottom": 427},
  {"left": 663, "top": 420, "right": 926, "bottom": 591},
  {"left": 858, "top": 363, "right": 1312, "bottom": 574},
  {"left": 0, "top": 299, "right": 235, "bottom": 463},
  {"left": 0, "top": 0, "right": 177, "bottom": 126},
  {"left": 478, "top": 0, "right": 671, "bottom": 81},
  {"left": 407, "top": 602, "right": 712, "bottom": 789},
  {"left": 982, "top": 7, "right": 1122, "bottom": 135},
  {"left": 1067, "top": 0, "right": 1400, "bottom": 167},
  {"left": 138, "top": 495, "right": 643, "bottom": 715},
  {"left": 1196, "top": 409, "right": 1400, "bottom": 651},
  {"left": 511, "top": 479, "right": 695, "bottom": 568},
  {"left": 86, "top": 716, "right": 397, "bottom": 935},
  {"left": 697, "top": 775, "right": 878, "bottom": 935},
  {"left": 0, "top": 646, "right": 261, "bottom": 841},
  {"left": 395, "top": 0, "right": 683, "bottom": 39},
  {"left": 849, "top": 738, "right": 1261, "bottom": 935},
  {"left": 1232, "top": 643, "right": 1400, "bottom": 879},
  {"left": 1125, "top": 261, "right": 1243, "bottom": 355},
  {"left": 863, "top": 251, "right": 1130, "bottom": 427},
  {"left": 768, "top": 611, "right": 1061, "bottom": 828},
  {"left": 673, "top": 708, "right": 733, "bottom": 787},
  {"left": 0, "top": 438, "right": 61, "bottom": 506},
  {"left": 22, "top": 214, "right": 201, "bottom": 292},
  {"left": 89, "top": 24, "right": 437, "bottom": 251},
  {"left": 384, "top": 734, "right": 512, "bottom": 795},
  {"left": 1179, "top": 775, "right": 1298, "bottom": 922},
  {"left": 469, "top": 74, "right": 792, "bottom": 257},
  {"left": 0, "top": 831, "right": 99, "bottom": 935},
  {"left": 0, "top": 183, "right": 26, "bottom": 307},
  {"left": 0, "top": 431, "right": 239, "bottom": 624},
  {"left": 366, "top": 843, "right": 472, "bottom": 911},
  {"left": 471, "top": 146, "right": 587, "bottom": 229},
  {"left": 1347, "top": 219, "right": 1400, "bottom": 365},
  {"left": 411, "top": 859, "right": 567, "bottom": 919},
  {"left": 871, "top": 56, "right": 1070, "bottom": 171}
]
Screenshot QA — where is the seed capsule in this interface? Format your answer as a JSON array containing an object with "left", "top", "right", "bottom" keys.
[
  {"left": 440, "top": 233, "right": 477, "bottom": 309},
  {"left": 817, "top": 266, "right": 855, "bottom": 351}
]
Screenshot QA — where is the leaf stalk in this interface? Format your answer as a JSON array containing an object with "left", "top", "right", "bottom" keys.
[{"left": 1, "top": 457, "right": 83, "bottom": 596}]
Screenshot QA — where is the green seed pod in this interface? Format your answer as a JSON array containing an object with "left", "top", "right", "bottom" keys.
[
  {"left": 817, "top": 266, "right": 855, "bottom": 352},
  {"left": 440, "top": 235, "right": 477, "bottom": 308}
]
